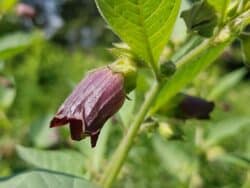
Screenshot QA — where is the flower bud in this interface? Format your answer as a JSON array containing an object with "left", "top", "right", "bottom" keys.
[
  {"left": 50, "top": 67, "right": 126, "bottom": 147},
  {"left": 160, "top": 61, "right": 176, "bottom": 77}
]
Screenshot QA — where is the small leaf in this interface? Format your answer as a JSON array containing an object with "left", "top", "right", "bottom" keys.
[
  {"left": 205, "top": 117, "right": 250, "bottom": 147},
  {"left": 151, "top": 40, "right": 230, "bottom": 114},
  {"left": 0, "top": 170, "right": 99, "bottom": 188},
  {"left": 95, "top": 0, "right": 181, "bottom": 66},
  {"left": 16, "top": 146, "right": 85, "bottom": 176},
  {"left": 207, "top": 68, "right": 247, "bottom": 100},
  {"left": 181, "top": 1, "right": 218, "bottom": 37}
]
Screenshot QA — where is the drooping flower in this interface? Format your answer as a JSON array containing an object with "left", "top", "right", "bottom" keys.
[
  {"left": 50, "top": 67, "right": 126, "bottom": 147},
  {"left": 157, "top": 93, "right": 215, "bottom": 120},
  {"left": 177, "top": 94, "right": 215, "bottom": 120}
]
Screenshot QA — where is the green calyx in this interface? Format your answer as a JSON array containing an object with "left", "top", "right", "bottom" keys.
[
  {"left": 110, "top": 57, "right": 138, "bottom": 93},
  {"left": 160, "top": 61, "right": 176, "bottom": 77}
]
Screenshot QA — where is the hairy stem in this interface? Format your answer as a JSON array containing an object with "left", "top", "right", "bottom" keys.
[{"left": 99, "top": 82, "right": 160, "bottom": 188}]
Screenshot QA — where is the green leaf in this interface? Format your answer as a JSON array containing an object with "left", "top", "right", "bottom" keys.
[
  {"left": 0, "top": 32, "right": 37, "bottom": 59},
  {"left": 151, "top": 40, "right": 230, "bottom": 114},
  {"left": 153, "top": 136, "right": 195, "bottom": 182},
  {"left": 0, "top": 0, "right": 17, "bottom": 13},
  {"left": 207, "top": 68, "right": 247, "bottom": 100},
  {"left": 181, "top": 1, "right": 218, "bottom": 37},
  {"left": 205, "top": 117, "right": 250, "bottom": 147},
  {"left": 95, "top": 0, "right": 181, "bottom": 66},
  {"left": 16, "top": 146, "right": 85, "bottom": 176},
  {"left": 0, "top": 171, "right": 98, "bottom": 188}
]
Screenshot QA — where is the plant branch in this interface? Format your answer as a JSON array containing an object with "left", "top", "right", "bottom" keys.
[
  {"left": 99, "top": 82, "right": 160, "bottom": 188},
  {"left": 98, "top": 7, "right": 250, "bottom": 188}
]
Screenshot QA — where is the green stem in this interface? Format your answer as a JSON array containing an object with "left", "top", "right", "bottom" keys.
[
  {"left": 176, "top": 39, "right": 211, "bottom": 68},
  {"left": 220, "top": 0, "right": 230, "bottom": 25},
  {"left": 237, "top": 0, "right": 246, "bottom": 13},
  {"left": 100, "top": 82, "right": 160, "bottom": 188}
]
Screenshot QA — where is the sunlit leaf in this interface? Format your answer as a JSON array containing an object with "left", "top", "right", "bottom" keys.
[
  {"left": 95, "top": 0, "right": 181, "bottom": 66},
  {"left": 0, "top": 170, "right": 98, "bottom": 188}
]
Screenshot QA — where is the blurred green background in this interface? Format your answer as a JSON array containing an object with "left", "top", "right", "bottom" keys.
[{"left": 0, "top": 0, "right": 250, "bottom": 188}]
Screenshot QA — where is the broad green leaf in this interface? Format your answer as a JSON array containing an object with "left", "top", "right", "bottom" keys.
[
  {"left": 153, "top": 136, "right": 195, "bottom": 182},
  {"left": 151, "top": 40, "right": 230, "bottom": 114},
  {"left": 0, "top": 170, "right": 98, "bottom": 188},
  {"left": 17, "top": 146, "right": 85, "bottom": 176},
  {"left": 95, "top": 0, "right": 181, "bottom": 66},
  {"left": 0, "top": 32, "right": 37, "bottom": 59},
  {"left": 207, "top": 68, "right": 247, "bottom": 100},
  {"left": 205, "top": 117, "right": 250, "bottom": 147}
]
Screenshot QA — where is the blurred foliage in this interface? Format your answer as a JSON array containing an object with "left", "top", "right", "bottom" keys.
[{"left": 0, "top": 0, "right": 250, "bottom": 188}]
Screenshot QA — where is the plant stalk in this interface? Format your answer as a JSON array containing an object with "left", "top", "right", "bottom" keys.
[{"left": 99, "top": 82, "right": 160, "bottom": 188}]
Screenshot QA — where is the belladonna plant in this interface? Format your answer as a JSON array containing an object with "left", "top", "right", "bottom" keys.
[
  {"left": 0, "top": 1, "right": 249, "bottom": 188},
  {"left": 47, "top": 0, "right": 250, "bottom": 188},
  {"left": 50, "top": 57, "right": 137, "bottom": 147}
]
